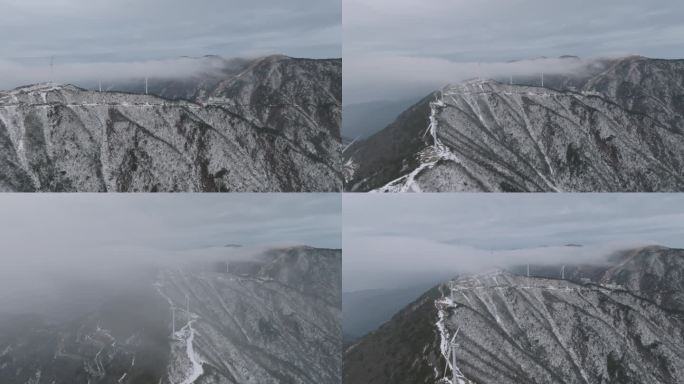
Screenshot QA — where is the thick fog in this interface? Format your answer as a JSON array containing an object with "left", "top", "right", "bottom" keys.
[
  {"left": 0, "top": 0, "right": 340, "bottom": 90},
  {"left": 0, "top": 57, "right": 232, "bottom": 91},
  {"left": 344, "top": 56, "right": 603, "bottom": 104},
  {"left": 0, "top": 194, "right": 341, "bottom": 318},
  {"left": 344, "top": 0, "right": 684, "bottom": 104},
  {"left": 0, "top": 56, "right": 234, "bottom": 91},
  {"left": 343, "top": 194, "right": 684, "bottom": 291}
]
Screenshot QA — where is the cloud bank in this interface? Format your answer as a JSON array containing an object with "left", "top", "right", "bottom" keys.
[
  {"left": 0, "top": 194, "right": 341, "bottom": 315},
  {"left": 0, "top": 0, "right": 341, "bottom": 89},
  {"left": 343, "top": 0, "right": 684, "bottom": 103},
  {"left": 344, "top": 55, "right": 603, "bottom": 104},
  {"left": 343, "top": 194, "right": 684, "bottom": 291},
  {"left": 0, "top": 57, "right": 227, "bottom": 91}
]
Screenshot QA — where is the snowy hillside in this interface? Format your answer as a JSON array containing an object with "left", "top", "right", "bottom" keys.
[
  {"left": 0, "top": 55, "right": 342, "bottom": 192},
  {"left": 0, "top": 246, "right": 342, "bottom": 384},
  {"left": 345, "top": 56, "right": 684, "bottom": 192},
  {"left": 344, "top": 246, "right": 684, "bottom": 384}
]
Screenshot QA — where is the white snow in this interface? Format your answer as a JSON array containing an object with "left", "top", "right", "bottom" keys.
[
  {"left": 435, "top": 288, "right": 468, "bottom": 384},
  {"left": 373, "top": 93, "right": 461, "bottom": 193},
  {"left": 156, "top": 276, "right": 205, "bottom": 384},
  {"left": 176, "top": 320, "right": 204, "bottom": 384},
  {"left": 0, "top": 345, "right": 11, "bottom": 357}
]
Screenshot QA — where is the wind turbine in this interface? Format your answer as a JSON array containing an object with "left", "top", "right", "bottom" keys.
[
  {"left": 450, "top": 328, "right": 462, "bottom": 383},
  {"left": 527, "top": 264, "right": 530, "bottom": 277},
  {"left": 561, "top": 265, "right": 566, "bottom": 280},
  {"left": 145, "top": 77, "right": 149, "bottom": 95},
  {"left": 185, "top": 294, "right": 190, "bottom": 323},
  {"left": 99, "top": 79, "right": 102, "bottom": 93},
  {"left": 541, "top": 72, "right": 545, "bottom": 87},
  {"left": 450, "top": 281, "right": 455, "bottom": 301}
]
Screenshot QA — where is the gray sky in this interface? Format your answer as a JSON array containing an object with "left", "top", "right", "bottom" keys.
[
  {"left": 0, "top": 194, "right": 340, "bottom": 312},
  {"left": 344, "top": 0, "right": 684, "bottom": 104},
  {"left": 344, "top": 194, "right": 684, "bottom": 291},
  {"left": 0, "top": 0, "right": 340, "bottom": 89}
]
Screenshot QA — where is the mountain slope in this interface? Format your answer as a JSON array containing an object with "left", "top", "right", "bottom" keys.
[
  {"left": 343, "top": 283, "right": 438, "bottom": 344},
  {"left": 344, "top": 246, "right": 684, "bottom": 384},
  {"left": 0, "top": 55, "right": 342, "bottom": 192},
  {"left": 0, "top": 288, "right": 171, "bottom": 384},
  {"left": 0, "top": 246, "right": 342, "bottom": 384},
  {"left": 157, "top": 246, "right": 341, "bottom": 384},
  {"left": 342, "top": 98, "right": 420, "bottom": 140},
  {"left": 344, "top": 56, "right": 684, "bottom": 192}
]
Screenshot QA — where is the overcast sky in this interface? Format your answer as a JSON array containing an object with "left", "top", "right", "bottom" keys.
[
  {"left": 344, "top": 0, "right": 684, "bottom": 104},
  {"left": 0, "top": 194, "right": 340, "bottom": 313},
  {"left": 0, "top": 0, "right": 340, "bottom": 89},
  {"left": 344, "top": 194, "right": 684, "bottom": 291}
]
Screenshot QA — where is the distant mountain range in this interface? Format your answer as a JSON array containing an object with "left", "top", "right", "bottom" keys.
[
  {"left": 344, "top": 245, "right": 684, "bottom": 384},
  {"left": 0, "top": 55, "right": 342, "bottom": 192},
  {"left": 344, "top": 56, "right": 684, "bottom": 192},
  {"left": 0, "top": 246, "right": 341, "bottom": 384}
]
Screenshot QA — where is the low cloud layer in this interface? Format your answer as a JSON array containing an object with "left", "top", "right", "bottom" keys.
[
  {"left": 0, "top": 0, "right": 340, "bottom": 89},
  {"left": 0, "top": 57, "right": 226, "bottom": 91},
  {"left": 344, "top": 0, "right": 684, "bottom": 104},
  {"left": 0, "top": 194, "right": 341, "bottom": 315},
  {"left": 344, "top": 55, "right": 603, "bottom": 104},
  {"left": 343, "top": 194, "right": 684, "bottom": 291}
]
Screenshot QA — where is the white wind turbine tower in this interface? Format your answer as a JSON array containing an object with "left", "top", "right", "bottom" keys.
[
  {"left": 185, "top": 294, "right": 190, "bottom": 323},
  {"left": 541, "top": 71, "right": 545, "bottom": 87},
  {"left": 50, "top": 56, "right": 54, "bottom": 83},
  {"left": 450, "top": 281, "right": 455, "bottom": 301},
  {"left": 451, "top": 333, "right": 458, "bottom": 382},
  {"left": 145, "top": 76, "right": 149, "bottom": 95},
  {"left": 99, "top": 79, "right": 102, "bottom": 93},
  {"left": 448, "top": 328, "right": 466, "bottom": 383},
  {"left": 527, "top": 264, "right": 530, "bottom": 277},
  {"left": 561, "top": 265, "right": 566, "bottom": 280}
]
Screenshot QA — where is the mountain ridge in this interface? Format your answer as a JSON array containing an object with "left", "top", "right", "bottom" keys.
[
  {"left": 0, "top": 56, "right": 342, "bottom": 192},
  {"left": 0, "top": 245, "right": 342, "bottom": 384},
  {"left": 344, "top": 245, "right": 684, "bottom": 384},
  {"left": 344, "top": 56, "right": 684, "bottom": 192}
]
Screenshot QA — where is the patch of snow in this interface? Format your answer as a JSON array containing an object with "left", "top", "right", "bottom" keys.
[{"left": 176, "top": 320, "right": 204, "bottom": 384}]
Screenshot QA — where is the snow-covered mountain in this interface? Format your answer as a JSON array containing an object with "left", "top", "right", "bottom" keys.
[
  {"left": 0, "top": 246, "right": 342, "bottom": 384},
  {"left": 0, "top": 55, "right": 342, "bottom": 192},
  {"left": 344, "top": 245, "right": 684, "bottom": 384},
  {"left": 344, "top": 56, "right": 684, "bottom": 192}
]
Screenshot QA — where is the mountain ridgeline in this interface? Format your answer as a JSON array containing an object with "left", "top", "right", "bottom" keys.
[
  {"left": 344, "top": 56, "right": 684, "bottom": 192},
  {"left": 0, "top": 246, "right": 342, "bottom": 384},
  {"left": 0, "top": 55, "right": 342, "bottom": 192},
  {"left": 344, "top": 245, "right": 684, "bottom": 384}
]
